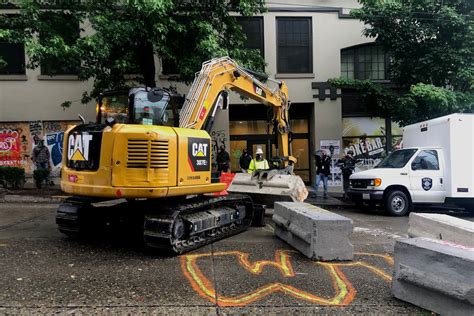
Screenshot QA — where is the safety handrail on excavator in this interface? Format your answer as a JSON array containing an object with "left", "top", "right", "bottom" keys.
[{"left": 179, "top": 57, "right": 295, "bottom": 166}]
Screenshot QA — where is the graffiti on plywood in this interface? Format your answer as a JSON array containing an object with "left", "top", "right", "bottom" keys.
[
  {"left": 181, "top": 250, "right": 392, "bottom": 307},
  {"left": 210, "top": 129, "right": 227, "bottom": 165},
  {"left": 0, "top": 128, "right": 23, "bottom": 167},
  {"left": 45, "top": 132, "right": 64, "bottom": 176},
  {"left": 0, "top": 121, "right": 78, "bottom": 173},
  {"left": 43, "top": 121, "right": 62, "bottom": 133},
  {"left": 29, "top": 121, "right": 43, "bottom": 146}
]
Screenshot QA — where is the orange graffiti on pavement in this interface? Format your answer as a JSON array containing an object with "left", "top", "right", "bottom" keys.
[{"left": 180, "top": 250, "right": 392, "bottom": 307}]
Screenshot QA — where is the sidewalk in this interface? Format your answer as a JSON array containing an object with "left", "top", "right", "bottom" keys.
[
  {"left": 305, "top": 186, "right": 355, "bottom": 207},
  {"left": 0, "top": 177, "right": 65, "bottom": 203}
]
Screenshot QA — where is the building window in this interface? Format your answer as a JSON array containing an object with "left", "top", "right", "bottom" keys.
[
  {"left": 0, "top": 15, "right": 25, "bottom": 75},
  {"left": 341, "top": 45, "right": 387, "bottom": 80},
  {"left": 40, "top": 12, "right": 80, "bottom": 76},
  {"left": 0, "top": 42, "right": 25, "bottom": 75},
  {"left": 277, "top": 17, "right": 312, "bottom": 73},
  {"left": 237, "top": 17, "right": 264, "bottom": 56}
]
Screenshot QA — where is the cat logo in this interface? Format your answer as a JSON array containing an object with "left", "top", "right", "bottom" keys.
[
  {"left": 188, "top": 138, "right": 210, "bottom": 172},
  {"left": 192, "top": 143, "right": 208, "bottom": 157},
  {"left": 68, "top": 133, "right": 93, "bottom": 161},
  {"left": 253, "top": 83, "right": 266, "bottom": 98}
]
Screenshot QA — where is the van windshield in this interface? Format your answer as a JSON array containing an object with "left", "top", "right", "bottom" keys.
[{"left": 375, "top": 149, "right": 417, "bottom": 169}]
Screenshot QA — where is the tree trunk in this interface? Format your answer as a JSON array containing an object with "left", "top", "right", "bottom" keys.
[{"left": 139, "top": 40, "right": 156, "bottom": 88}]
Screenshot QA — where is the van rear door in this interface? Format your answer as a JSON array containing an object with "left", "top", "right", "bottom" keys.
[{"left": 408, "top": 149, "right": 445, "bottom": 203}]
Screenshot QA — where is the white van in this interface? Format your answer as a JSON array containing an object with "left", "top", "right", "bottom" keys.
[{"left": 347, "top": 113, "right": 473, "bottom": 216}]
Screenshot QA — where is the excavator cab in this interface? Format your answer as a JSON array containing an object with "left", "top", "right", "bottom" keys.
[{"left": 96, "top": 88, "right": 183, "bottom": 128}]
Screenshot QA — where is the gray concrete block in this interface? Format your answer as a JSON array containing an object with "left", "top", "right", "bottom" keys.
[
  {"left": 272, "top": 202, "right": 353, "bottom": 261},
  {"left": 408, "top": 213, "right": 474, "bottom": 247},
  {"left": 392, "top": 237, "right": 474, "bottom": 316}
]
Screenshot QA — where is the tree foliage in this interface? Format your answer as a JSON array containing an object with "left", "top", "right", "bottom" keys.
[
  {"left": 0, "top": 0, "right": 265, "bottom": 106},
  {"left": 331, "top": 0, "right": 473, "bottom": 125}
]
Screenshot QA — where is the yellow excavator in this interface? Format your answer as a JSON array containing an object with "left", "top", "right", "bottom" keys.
[{"left": 57, "top": 57, "right": 307, "bottom": 253}]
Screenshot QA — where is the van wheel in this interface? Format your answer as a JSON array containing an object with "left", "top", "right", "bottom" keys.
[{"left": 384, "top": 190, "right": 411, "bottom": 216}]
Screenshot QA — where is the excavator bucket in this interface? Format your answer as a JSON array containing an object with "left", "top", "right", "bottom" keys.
[{"left": 227, "top": 170, "right": 308, "bottom": 206}]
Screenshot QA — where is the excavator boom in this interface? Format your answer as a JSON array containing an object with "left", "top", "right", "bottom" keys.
[
  {"left": 178, "top": 57, "right": 307, "bottom": 203},
  {"left": 179, "top": 57, "right": 294, "bottom": 165}
]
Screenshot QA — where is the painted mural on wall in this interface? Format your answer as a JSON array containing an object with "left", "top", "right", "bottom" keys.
[
  {"left": 0, "top": 121, "right": 79, "bottom": 175},
  {"left": 342, "top": 117, "right": 402, "bottom": 172}
]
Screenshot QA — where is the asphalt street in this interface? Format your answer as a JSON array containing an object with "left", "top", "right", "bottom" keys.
[{"left": 0, "top": 201, "right": 472, "bottom": 314}]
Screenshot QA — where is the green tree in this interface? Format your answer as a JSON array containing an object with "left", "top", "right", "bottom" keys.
[
  {"left": 330, "top": 0, "right": 473, "bottom": 125},
  {"left": 0, "top": 0, "right": 265, "bottom": 106}
]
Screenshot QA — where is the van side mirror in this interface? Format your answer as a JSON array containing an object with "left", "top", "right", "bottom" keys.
[{"left": 411, "top": 162, "right": 418, "bottom": 170}]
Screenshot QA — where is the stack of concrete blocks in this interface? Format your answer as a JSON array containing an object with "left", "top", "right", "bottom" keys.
[
  {"left": 392, "top": 213, "right": 474, "bottom": 315},
  {"left": 272, "top": 202, "right": 353, "bottom": 261}
]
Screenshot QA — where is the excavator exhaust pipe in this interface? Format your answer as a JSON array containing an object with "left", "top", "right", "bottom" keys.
[{"left": 227, "top": 171, "right": 308, "bottom": 206}]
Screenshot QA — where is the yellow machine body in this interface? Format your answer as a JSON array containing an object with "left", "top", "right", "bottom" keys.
[{"left": 61, "top": 123, "right": 225, "bottom": 199}]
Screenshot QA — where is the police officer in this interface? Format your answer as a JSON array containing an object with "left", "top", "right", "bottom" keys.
[
  {"left": 247, "top": 147, "right": 269, "bottom": 173},
  {"left": 338, "top": 150, "right": 357, "bottom": 194}
]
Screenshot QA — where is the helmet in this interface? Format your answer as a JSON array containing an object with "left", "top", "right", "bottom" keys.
[{"left": 256, "top": 148, "right": 263, "bottom": 155}]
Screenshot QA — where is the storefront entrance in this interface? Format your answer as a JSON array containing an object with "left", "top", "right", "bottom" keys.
[{"left": 228, "top": 103, "right": 312, "bottom": 183}]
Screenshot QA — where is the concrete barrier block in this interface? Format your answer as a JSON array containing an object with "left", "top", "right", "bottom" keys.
[
  {"left": 392, "top": 237, "right": 474, "bottom": 316},
  {"left": 272, "top": 202, "right": 353, "bottom": 261},
  {"left": 408, "top": 213, "right": 474, "bottom": 247}
]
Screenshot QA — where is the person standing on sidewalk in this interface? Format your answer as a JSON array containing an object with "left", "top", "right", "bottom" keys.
[
  {"left": 32, "top": 139, "right": 51, "bottom": 185},
  {"left": 314, "top": 149, "right": 331, "bottom": 198},
  {"left": 338, "top": 150, "right": 357, "bottom": 196}
]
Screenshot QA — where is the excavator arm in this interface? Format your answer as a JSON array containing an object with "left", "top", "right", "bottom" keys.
[{"left": 179, "top": 57, "right": 295, "bottom": 166}]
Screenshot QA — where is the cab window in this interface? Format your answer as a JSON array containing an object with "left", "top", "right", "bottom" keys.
[
  {"left": 411, "top": 150, "right": 439, "bottom": 170},
  {"left": 99, "top": 94, "right": 129, "bottom": 124},
  {"left": 134, "top": 90, "right": 170, "bottom": 126}
]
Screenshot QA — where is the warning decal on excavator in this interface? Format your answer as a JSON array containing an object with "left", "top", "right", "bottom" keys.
[{"left": 188, "top": 137, "right": 210, "bottom": 172}]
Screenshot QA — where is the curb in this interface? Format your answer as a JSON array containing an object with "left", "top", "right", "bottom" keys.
[{"left": 1, "top": 195, "right": 69, "bottom": 204}]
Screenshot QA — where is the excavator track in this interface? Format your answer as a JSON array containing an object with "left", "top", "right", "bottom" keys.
[
  {"left": 143, "top": 194, "right": 253, "bottom": 254},
  {"left": 56, "top": 194, "right": 254, "bottom": 254}
]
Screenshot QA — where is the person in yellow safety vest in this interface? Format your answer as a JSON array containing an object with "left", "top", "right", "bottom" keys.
[{"left": 247, "top": 147, "right": 269, "bottom": 173}]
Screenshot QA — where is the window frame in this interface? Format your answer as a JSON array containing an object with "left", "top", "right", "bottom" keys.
[
  {"left": 236, "top": 16, "right": 265, "bottom": 58},
  {"left": 340, "top": 43, "right": 389, "bottom": 81},
  {"left": 39, "top": 12, "right": 80, "bottom": 76},
  {"left": 0, "top": 14, "right": 26, "bottom": 76},
  {"left": 411, "top": 150, "right": 440, "bottom": 171},
  {"left": 276, "top": 16, "right": 313, "bottom": 74}
]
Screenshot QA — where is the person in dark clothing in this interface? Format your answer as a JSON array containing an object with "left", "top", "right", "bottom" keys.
[
  {"left": 32, "top": 139, "right": 51, "bottom": 185},
  {"left": 338, "top": 150, "right": 357, "bottom": 195},
  {"left": 239, "top": 149, "right": 252, "bottom": 173},
  {"left": 217, "top": 145, "right": 230, "bottom": 173},
  {"left": 314, "top": 149, "right": 331, "bottom": 198}
]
